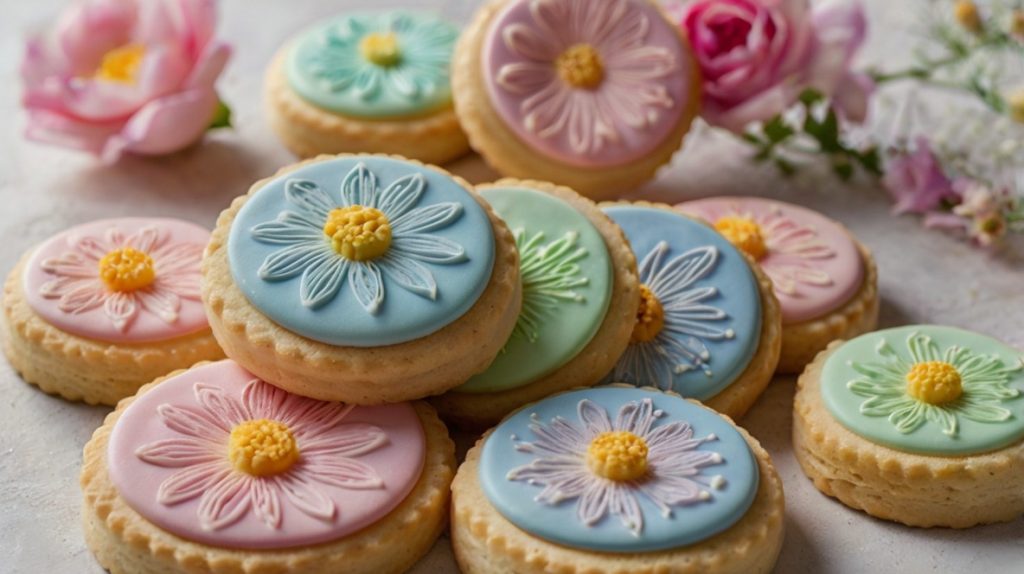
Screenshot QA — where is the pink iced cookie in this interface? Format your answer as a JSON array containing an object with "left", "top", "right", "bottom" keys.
[
  {"left": 107, "top": 360, "right": 427, "bottom": 549},
  {"left": 482, "top": 0, "right": 692, "bottom": 167},
  {"left": 678, "top": 197, "right": 865, "bottom": 324},
  {"left": 453, "top": 0, "right": 699, "bottom": 197},
  {"left": 23, "top": 217, "right": 210, "bottom": 343}
]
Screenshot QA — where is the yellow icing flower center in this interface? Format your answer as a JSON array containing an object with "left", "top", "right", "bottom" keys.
[
  {"left": 95, "top": 44, "right": 146, "bottom": 83},
  {"left": 905, "top": 361, "right": 963, "bottom": 405},
  {"left": 228, "top": 419, "right": 300, "bottom": 476},
  {"left": 323, "top": 205, "right": 393, "bottom": 261},
  {"left": 556, "top": 44, "right": 604, "bottom": 89},
  {"left": 631, "top": 284, "right": 664, "bottom": 343},
  {"left": 98, "top": 247, "right": 156, "bottom": 292},
  {"left": 954, "top": 1, "right": 983, "bottom": 33},
  {"left": 360, "top": 32, "right": 402, "bottom": 67},
  {"left": 715, "top": 216, "right": 767, "bottom": 260},
  {"left": 587, "top": 431, "right": 649, "bottom": 481}
]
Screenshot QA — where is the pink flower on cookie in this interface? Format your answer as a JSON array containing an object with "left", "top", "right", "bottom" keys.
[
  {"left": 494, "top": 0, "right": 678, "bottom": 155},
  {"left": 678, "top": 0, "right": 871, "bottom": 130},
  {"left": 38, "top": 224, "right": 203, "bottom": 332},
  {"left": 135, "top": 379, "right": 387, "bottom": 531},
  {"left": 21, "top": 0, "right": 231, "bottom": 161}
]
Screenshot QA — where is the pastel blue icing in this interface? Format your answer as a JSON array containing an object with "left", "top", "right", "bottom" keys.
[
  {"left": 480, "top": 386, "right": 759, "bottom": 552},
  {"left": 228, "top": 157, "right": 495, "bottom": 347},
  {"left": 601, "top": 206, "right": 762, "bottom": 400},
  {"left": 286, "top": 11, "right": 457, "bottom": 119}
]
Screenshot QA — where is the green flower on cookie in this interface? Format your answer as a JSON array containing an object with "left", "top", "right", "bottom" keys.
[
  {"left": 848, "top": 332, "right": 1023, "bottom": 436},
  {"left": 511, "top": 229, "right": 589, "bottom": 343},
  {"left": 306, "top": 11, "right": 456, "bottom": 103}
]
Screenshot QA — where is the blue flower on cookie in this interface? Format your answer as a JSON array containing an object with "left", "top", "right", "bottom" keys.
[
  {"left": 612, "top": 242, "right": 735, "bottom": 387},
  {"left": 250, "top": 162, "right": 467, "bottom": 314},
  {"left": 306, "top": 11, "right": 457, "bottom": 103}
]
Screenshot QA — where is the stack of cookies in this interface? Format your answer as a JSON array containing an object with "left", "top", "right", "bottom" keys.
[{"left": 3, "top": 1, "right": 1021, "bottom": 573}]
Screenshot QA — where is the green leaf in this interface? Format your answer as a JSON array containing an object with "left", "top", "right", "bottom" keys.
[
  {"left": 853, "top": 146, "right": 883, "bottom": 176},
  {"left": 798, "top": 88, "right": 824, "bottom": 107},
  {"left": 804, "top": 107, "right": 841, "bottom": 153},
  {"left": 208, "top": 99, "right": 232, "bottom": 130},
  {"left": 740, "top": 131, "right": 764, "bottom": 145},
  {"left": 752, "top": 147, "right": 772, "bottom": 162},
  {"left": 832, "top": 157, "right": 854, "bottom": 181},
  {"left": 774, "top": 157, "right": 797, "bottom": 176},
  {"left": 763, "top": 115, "right": 795, "bottom": 143}
]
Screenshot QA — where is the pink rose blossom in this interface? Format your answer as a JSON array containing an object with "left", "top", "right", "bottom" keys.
[
  {"left": 21, "top": 0, "right": 231, "bottom": 162},
  {"left": 677, "top": 0, "right": 871, "bottom": 131},
  {"left": 882, "top": 137, "right": 956, "bottom": 215}
]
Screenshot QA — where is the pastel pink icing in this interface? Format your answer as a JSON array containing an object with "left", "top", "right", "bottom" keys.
[
  {"left": 482, "top": 0, "right": 694, "bottom": 167},
  {"left": 23, "top": 217, "right": 210, "bottom": 343},
  {"left": 107, "top": 360, "right": 426, "bottom": 550},
  {"left": 678, "top": 197, "right": 865, "bottom": 324}
]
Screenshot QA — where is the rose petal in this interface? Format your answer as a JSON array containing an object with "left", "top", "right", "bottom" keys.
[{"left": 101, "top": 88, "right": 218, "bottom": 161}]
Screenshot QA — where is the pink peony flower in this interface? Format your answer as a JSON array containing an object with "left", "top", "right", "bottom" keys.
[
  {"left": 677, "top": 0, "right": 871, "bottom": 131},
  {"left": 882, "top": 137, "right": 957, "bottom": 215},
  {"left": 21, "top": 0, "right": 231, "bottom": 162}
]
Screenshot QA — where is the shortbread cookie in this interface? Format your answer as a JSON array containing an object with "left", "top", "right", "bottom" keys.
[
  {"left": 679, "top": 197, "right": 878, "bottom": 374},
  {"left": 452, "top": 0, "right": 700, "bottom": 198},
  {"left": 266, "top": 10, "right": 469, "bottom": 164},
  {"left": 599, "top": 203, "right": 782, "bottom": 420},
  {"left": 203, "top": 154, "right": 520, "bottom": 404},
  {"left": 432, "top": 179, "right": 639, "bottom": 428},
  {"left": 452, "top": 386, "right": 785, "bottom": 574},
  {"left": 81, "top": 360, "right": 455, "bottom": 574},
  {"left": 2, "top": 218, "right": 223, "bottom": 405},
  {"left": 794, "top": 325, "right": 1024, "bottom": 528}
]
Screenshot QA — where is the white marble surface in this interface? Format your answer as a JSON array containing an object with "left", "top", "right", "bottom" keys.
[{"left": 1, "top": 1, "right": 1022, "bottom": 573}]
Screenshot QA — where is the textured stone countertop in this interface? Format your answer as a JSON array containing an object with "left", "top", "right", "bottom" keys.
[{"left": 1, "top": 0, "right": 1021, "bottom": 573}]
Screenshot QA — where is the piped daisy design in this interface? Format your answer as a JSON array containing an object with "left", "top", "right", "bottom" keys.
[
  {"left": 848, "top": 332, "right": 1023, "bottom": 436},
  {"left": 135, "top": 379, "right": 387, "bottom": 531},
  {"left": 306, "top": 12, "right": 456, "bottom": 102},
  {"left": 511, "top": 229, "right": 589, "bottom": 343},
  {"left": 710, "top": 205, "right": 835, "bottom": 295},
  {"left": 494, "top": 0, "right": 677, "bottom": 155},
  {"left": 38, "top": 225, "right": 203, "bottom": 332},
  {"left": 250, "top": 162, "right": 467, "bottom": 314},
  {"left": 507, "top": 398, "right": 725, "bottom": 535},
  {"left": 612, "top": 242, "right": 734, "bottom": 386}
]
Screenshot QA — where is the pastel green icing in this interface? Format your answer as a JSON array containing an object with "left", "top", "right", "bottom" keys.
[
  {"left": 821, "top": 325, "right": 1024, "bottom": 456},
  {"left": 286, "top": 11, "right": 457, "bottom": 119},
  {"left": 458, "top": 187, "right": 613, "bottom": 393}
]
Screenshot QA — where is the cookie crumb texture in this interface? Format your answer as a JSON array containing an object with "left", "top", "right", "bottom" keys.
[{"left": 793, "top": 342, "right": 1024, "bottom": 528}]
